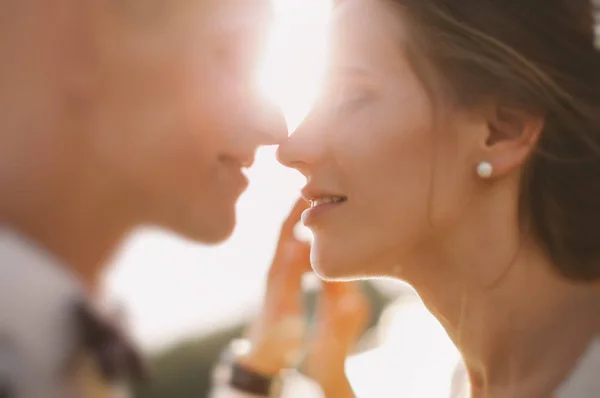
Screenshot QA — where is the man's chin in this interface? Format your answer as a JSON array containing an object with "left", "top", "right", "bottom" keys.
[
  {"left": 171, "top": 210, "right": 237, "bottom": 245},
  {"left": 192, "top": 227, "right": 235, "bottom": 245},
  {"left": 197, "top": 219, "right": 236, "bottom": 244}
]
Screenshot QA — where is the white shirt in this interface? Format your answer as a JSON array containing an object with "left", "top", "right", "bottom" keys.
[
  {"left": 0, "top": 228, "right": 325, "bottom": 398},
  {"left": 0, "top": 227, "right": 85, "bottom": 398}
]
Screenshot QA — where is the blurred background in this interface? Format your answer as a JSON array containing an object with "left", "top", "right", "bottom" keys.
[{"left": 100, "top": 0, "right": 459, "bottom": 396}]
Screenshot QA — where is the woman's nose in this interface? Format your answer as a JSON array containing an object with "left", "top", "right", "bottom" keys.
[{"left": 276, "top": 121, "right": 323, "bottom": 175}]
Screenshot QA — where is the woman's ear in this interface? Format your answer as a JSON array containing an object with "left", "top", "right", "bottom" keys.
[{"left": 478, "top": 106, "right": 544, "bottom": 178}]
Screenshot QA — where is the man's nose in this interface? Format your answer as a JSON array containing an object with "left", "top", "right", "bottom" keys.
[{"left": 253, "top": 100, "right": 288, "bottom": 146}]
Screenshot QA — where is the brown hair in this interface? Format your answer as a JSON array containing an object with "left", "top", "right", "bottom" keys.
[{"left": 385, "top": 0, "right": 600, "bottom": 280}]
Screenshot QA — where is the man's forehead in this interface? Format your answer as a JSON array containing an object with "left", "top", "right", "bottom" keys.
[{"left": 202, "top": 0, "right": 272, "bottom": 34}]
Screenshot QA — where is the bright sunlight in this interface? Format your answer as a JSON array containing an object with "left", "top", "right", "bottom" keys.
[{"left": 259, "top": 0, "right": 333, "bottom": 130}]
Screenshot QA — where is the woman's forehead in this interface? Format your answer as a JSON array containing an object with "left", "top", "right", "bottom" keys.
[{"left": 330, "top": 0, "right": 409, "bottom": 75}]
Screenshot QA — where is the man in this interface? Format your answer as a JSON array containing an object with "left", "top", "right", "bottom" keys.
[{"left": 0, "top": 0, "right": 286, "bottom": 396}]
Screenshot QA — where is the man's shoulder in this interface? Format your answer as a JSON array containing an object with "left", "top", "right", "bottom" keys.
[
  {"left": 0, "top": 227, "right": 82, "bottom": 295},
  {"left": 0, "top": 226, "right": 83, "bottom": 364},
  {"left": 0, "top": 227, "right": 100, "bottom": 397}
]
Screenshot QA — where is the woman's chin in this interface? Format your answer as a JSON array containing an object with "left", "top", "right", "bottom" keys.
[
  {"left": 309, "top": 236, "right": 383, "bottom": 280},
  {"left": 310, "top": 253, "right": 363, "bottom": 282}
]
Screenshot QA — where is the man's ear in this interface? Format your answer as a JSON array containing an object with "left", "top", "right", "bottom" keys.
[{"left": 478, "top": 106, "right": 544, "bottom": 178}]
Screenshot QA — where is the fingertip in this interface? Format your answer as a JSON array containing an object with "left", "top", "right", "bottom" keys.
[{"left": 288, "top": 198, "right": 310, "bottom": 222}]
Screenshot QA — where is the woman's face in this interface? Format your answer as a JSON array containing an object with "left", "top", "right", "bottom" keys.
[{"left": 278, "top": 0, "right": 487, "bottom": 279}]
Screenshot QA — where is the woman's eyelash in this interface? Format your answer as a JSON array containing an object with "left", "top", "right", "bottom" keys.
[
  {"left": 338, "top": 95, "right": 370, "bottom": 113},
  {"left": 332, "top": 87, "right": 371, "bottom": 110}
]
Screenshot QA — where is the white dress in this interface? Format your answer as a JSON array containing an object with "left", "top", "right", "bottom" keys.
[{"left": 450, "top": 339, "right": 600, "bottom": 398}]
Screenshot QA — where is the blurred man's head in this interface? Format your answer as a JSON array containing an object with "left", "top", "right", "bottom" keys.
[{"left": 0, "top": 0, "right": 286, "bottom": 243}]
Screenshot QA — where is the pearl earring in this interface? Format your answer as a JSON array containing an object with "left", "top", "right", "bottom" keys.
[{"left": 477, "top": 162, "right": 493, "bottom": 179}]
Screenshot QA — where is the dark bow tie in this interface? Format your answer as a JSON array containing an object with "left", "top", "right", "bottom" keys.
[{"left": 74, "top": 302, "right": 149, "bottom": 383}]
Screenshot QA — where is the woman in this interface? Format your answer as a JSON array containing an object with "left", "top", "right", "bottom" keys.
[
  {"left": 274, "top": 0, "right": 600, "bottom": 396},
  {"left": 216, "top": 0, "right": 600, "bottom": 396}
]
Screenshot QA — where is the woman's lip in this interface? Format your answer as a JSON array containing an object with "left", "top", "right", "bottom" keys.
[
  {"left": 301, "top": 187, "right": 346, "bottom": 204},
  {"left": 301, "top": 200, "right": 347, "bottom": 226}
]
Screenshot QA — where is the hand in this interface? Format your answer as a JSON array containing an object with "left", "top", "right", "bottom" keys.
[
  {"left": 302, "top": 282, "right": 370, "bottom": 397},
  {"left": 239, "top": 198, "right": 311, "bottom": 375},
  {"left": 239, "top": 198, "right": 369, "bottom": 398}
]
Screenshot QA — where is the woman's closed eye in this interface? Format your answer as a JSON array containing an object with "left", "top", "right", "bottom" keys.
[{"left": 323, "top": 85, "right": 374, "bottom": 114}]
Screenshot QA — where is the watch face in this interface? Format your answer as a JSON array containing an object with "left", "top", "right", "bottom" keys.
[{"left": 278, "top": 370, "right": 325, "bottom": 398}]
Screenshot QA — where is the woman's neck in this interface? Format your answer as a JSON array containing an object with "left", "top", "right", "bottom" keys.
[
  {"left": 431, "top": 254, "right": 597, "bottom": 396},
  {"left": 400, "top": 198, "right": 600, "bottom": 396}
]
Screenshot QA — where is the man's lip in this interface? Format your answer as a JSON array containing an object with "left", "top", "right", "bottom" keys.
[
  {"left": 218, "top": 155, "right": 250, "bottom": 194},
  {"left": 227, "top": 163, "right": 249, "bottom": 193},
  {"left": 219, "top": 153, "right": 255, "bottom": 169}
]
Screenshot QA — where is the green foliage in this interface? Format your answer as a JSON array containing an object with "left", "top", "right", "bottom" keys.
[{"left": 134, "top": 282, "right": 391, "bottom": 398}]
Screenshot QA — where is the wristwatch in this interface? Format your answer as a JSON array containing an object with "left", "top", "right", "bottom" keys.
[
  {"left": 229, "top": 361, "right": 278, "bottom": 396},
  {"left": 210, "top": 338, "right": 279, "bottom": 397},
  {"left": 210, "top": 339, "right": 325, "bottom": 398}
]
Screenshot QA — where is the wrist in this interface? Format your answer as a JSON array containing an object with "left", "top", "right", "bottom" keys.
[
  {"left": 315, "top": 372, "right": 353, "bottom": 398},
  {"left": 321, "top": 375, "right": 355, "bottom": 398},
  {"left": 241, "top": 315, "right": 306, "bottom": 375},
  {"left": 236, "top": 351, "right": 286, "bottom": 377},
  {"left": 300, "top": 358, "right": 352, "bottom": 397}
]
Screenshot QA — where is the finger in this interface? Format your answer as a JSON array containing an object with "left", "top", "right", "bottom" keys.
[
  {"left": 317, "top": 282, "right": 370, "bottom": 340},
  {"left": 267, "top": 240, "right": 311, "bottom": 282},
  {"left": 269, "top": 198, "right": 311, "bottom": 283},
  {"left": 301, "top": 283, "right": 369, "bottom": 380},
  {"left": 265, "top": 247, "right": 312, "bottom": 316},
  {"left": 279, "top": 198, "right": 309, "bottom": 241}
]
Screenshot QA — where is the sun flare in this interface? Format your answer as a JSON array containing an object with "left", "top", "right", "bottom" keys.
[{"left": 259, "top": 0, "right": 333, "bottom": 131}]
